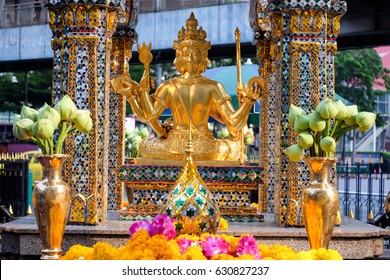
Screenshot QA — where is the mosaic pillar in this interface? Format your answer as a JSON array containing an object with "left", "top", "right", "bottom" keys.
[
  {"left": 250, "top": 0, "right": 346, "bottom": 225},
  {"left": 47, "top": 0, "right": 138, "bottom": 224},
  {"left": 108, "top": 1, "right": 138, "bottom": 212}
]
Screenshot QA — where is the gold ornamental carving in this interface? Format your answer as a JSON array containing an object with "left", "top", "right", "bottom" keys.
[
  {"left": 290, "top": 10, "right": 324, "bottom": 33},
  {"left": 49, "top": 8, "right": 64, "bottom": 31},
  {"left": 66, "top": 5, "right": 101, "bottom": 27},
  {"left": 327, "top": 15, "right": 342, "bottom": 36}
]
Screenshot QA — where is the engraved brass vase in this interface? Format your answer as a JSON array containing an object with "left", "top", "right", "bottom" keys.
[
  {"left": 302, "top": 157, "right": 339, "bottom": 249},
  {"left": 32, "top": 154, "right": 71, "bottom": 260}
]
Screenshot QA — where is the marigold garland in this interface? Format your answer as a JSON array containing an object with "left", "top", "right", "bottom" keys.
[{"left": 61, "top": 214, "right": 343, "bottom": 260}]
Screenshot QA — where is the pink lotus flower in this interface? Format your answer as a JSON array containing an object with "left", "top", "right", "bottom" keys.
[
  {"left": 200, "top": 236, "right": 230, "bottom": 258},
  {"left": 177, "top": 237, "right": 198, "bottom": 254},
  {"left": 148, "top": 214, "right": 177, "bottom": 240},
  {"left": 129, "top": 220, "right": 151, "bottom": 237},
  {"left": 236, "top": 235, "right": 261, "bottom": 259}
]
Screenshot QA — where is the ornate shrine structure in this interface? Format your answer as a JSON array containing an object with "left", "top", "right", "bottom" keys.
[
  {"left": 1, "top": 1, "right": 389, "bottom": 261},
  {"left": 46, "top": 0, "right": 346, "bottom": 226},
  {"left": 250, "top": 0, "right": 346, "bottom": 225}
]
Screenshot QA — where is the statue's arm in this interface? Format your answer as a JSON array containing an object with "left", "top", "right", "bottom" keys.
[
  {"left": 111, "top": 73, "right": 149, "bottom": 123},
  {"left": 139, "top": 84, "right": 169, "bottom": 123},
  {"left": 126, "top": 95, "right": 148, "bottom": 123},
  {"left": 213, "top": 83, "right": 255, "bottom": 132},
  {"left": 138, "top": 84, "right": 170, "bottom": 138}
]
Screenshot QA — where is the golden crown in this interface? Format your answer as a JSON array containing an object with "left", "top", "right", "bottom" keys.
[{"left": 177, "top": 13, "right": 208, "bottom": 42}]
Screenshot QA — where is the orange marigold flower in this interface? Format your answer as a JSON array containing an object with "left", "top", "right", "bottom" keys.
[
  {"left": 181, "top": 246, "right": 207, "bottom": 260},
  {"left": 179, "top": 216, "right": 202, "bottom": 235},
  {"left": 218, "top": 217, "right": 228, "bottom": 231},
  {"left": 61, "top": 244, "right": 93, "bottom": 260}
]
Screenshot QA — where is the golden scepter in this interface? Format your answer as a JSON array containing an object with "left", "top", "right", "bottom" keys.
[{"left": 235, "top": 27, "right": 245, "bottom": 165}]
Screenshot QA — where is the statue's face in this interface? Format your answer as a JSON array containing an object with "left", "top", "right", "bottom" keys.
[{"left": 175, "top": 43, "right": 206, "bottom": 75}]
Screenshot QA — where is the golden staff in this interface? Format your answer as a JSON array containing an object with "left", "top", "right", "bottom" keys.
[
  {"left": 235, "top": 27, "right": 242, "bottom": 90},
  {"left": 235, "top": 27, "right": 245, "bottom": 165}
]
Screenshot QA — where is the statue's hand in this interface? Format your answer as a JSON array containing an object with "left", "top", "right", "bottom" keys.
[
  {"left": 111, "top": 74, "right": 139, "bottom": 98},
  {"left": 138, "top": 42, "right": 153, "bottom": 68},
  {"left": 237, "top": 77, "right": 264, "bottom": 103},
  {"left": 246, "top": 77, "right": 265, "bottom": 100}
]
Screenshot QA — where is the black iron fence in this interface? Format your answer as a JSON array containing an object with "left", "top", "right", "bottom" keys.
[
  {"left": 337, "top": 161, "right": 390, "bottom": 223},
  {"left": 0, "top": 154, "right": 30, "bottom": 218}
]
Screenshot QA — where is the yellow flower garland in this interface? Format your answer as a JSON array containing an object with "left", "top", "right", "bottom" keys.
[{"left": 61, "top": 231, "right": 343, "bottom": 260}]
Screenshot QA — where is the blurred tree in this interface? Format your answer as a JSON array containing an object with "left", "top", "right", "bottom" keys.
[
  {"left": 335, "top": 48, "right": 390, "bottom": 162},
  {"left": 335, "top": 48, "right": 390, "bottom": 126},
  {"left": 0, "top": 70, "right": 52, "bottom": 112}
]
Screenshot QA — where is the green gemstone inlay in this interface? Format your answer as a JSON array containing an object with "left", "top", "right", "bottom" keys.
[
  {"left": 173, "top": 187, "right": 180, "bottom": 195},
  {"left": 186, "top": 208, "right": 196, "bottom": 217},
  {"left": 196, "top": 197, "right": 205, "bottom": 206},
  {"left": 185, "top": 186, "right": 195, "bottom": 196},
  {"left": 175, "top": 198, "right": 185, "bottom": 208},
  {"left": 199, "top": 221, "right": 207, "bottom": 230}
]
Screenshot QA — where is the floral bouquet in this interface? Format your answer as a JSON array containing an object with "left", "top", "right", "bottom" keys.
[
  {"left": 12, "top": 95, "right": 93, "bottom": 155},
  {"left": 283, "top": 98, "right": 376, "bottom": 162},
  {"left": 125, "top": 127, "right": 149, "bottom": 158},
  {"left": 61, "top": 213, "right": 343, "bottom": 260}
]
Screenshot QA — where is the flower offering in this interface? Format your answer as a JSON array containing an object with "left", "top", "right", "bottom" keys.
[
  {"left": 283, "top": 98, "right": 376, "bottom": 161},
  {"left": 13, "top": 95, "right": 93, "bottom": 155}
]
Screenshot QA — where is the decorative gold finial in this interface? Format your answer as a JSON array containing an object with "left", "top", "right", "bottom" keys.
[
  {"left": 177, "top": 12, "right": 207, "bottom": 42},
  {"left": 27, "top": 205, "right": 32, "bottom": 215},
  {"left": 349, "top": 209, "right": 354, "bottom": 219},
  {"left": 368, "top": 210, "right": 374, "bottom": 220}
]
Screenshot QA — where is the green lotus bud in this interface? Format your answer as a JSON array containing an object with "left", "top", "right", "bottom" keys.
[
  {"left": 14, "top": 118, "right": 34, "bottom": 140},
  {"left": 309, "top": 111, "right": 326, "bottom": 132},
  {"left": 73, "top": 110, "right": 93, "bottom": 133},
  {"left": 12, "top": 114, "right": 22, "bottom": 138},
  {"left": 132, "top": 135, "right": 143, "bottom": 144},
  {"left": 320, "top": 136, "right": 336, "bottom": 153},
  {"left": 131, "top": 143, "right": 140, "bottom": 157},
  {"left": 346, "top": 105, "right": 358, "bottom": 117},
  {"left": 139, "top": 127, "right": 149, "bottom": 138},
  {"left": 38, "top": 106, "right": 61, "bottom": 128},
  {"left": 298, "top": 131, "right": 314, "bottom": 149},
  {"left": 13, "top": 114, "right": 21, "bottom": 123},
  {"left": 343, "top": 105, "right": 358, "bottom": 126},
  {"left": 283, "top": 144, "right": 304, "bottom": 162},
  {"left": 316, "top": 98, "right": 338, "bottom": 119},
  {"left": 32, "top": 119, "right": 55, "bottom": 139},
  {"left": 218, "top": 128, "right": 230, "bottom": 139},
  {"left": 54, "top": 95, "right": 78, "bottom": 120},
  {"left": 37, "top": 103, "right": 50, "bottom": 114},
  {"left": 125, "top": 129, "right": 131, "bottom": 138},
  {"left": 355, "top": 112, "right": 376, "bottom": 132},
  {"left": 288, "top": 104, "right": 305, "bottom": 127},
  {"left": 335, "top": 100, "right": 348, "bottom": 119},
  {"left": 244, "top": 134, "right": 254, "bottom": 145},
  {"left": 295, "top": 114, "right": 310, "bottom": 131},
  {"left": 20, "top": 105, "right": 38, "bottom": 122}
]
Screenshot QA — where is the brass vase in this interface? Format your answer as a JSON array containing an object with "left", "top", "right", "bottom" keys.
[
  {"left": 302, "top": 157, "right": 339, "bottom": 249},
  {"left": 32, "top": 154, "right": 72, "bottom": 260}
]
